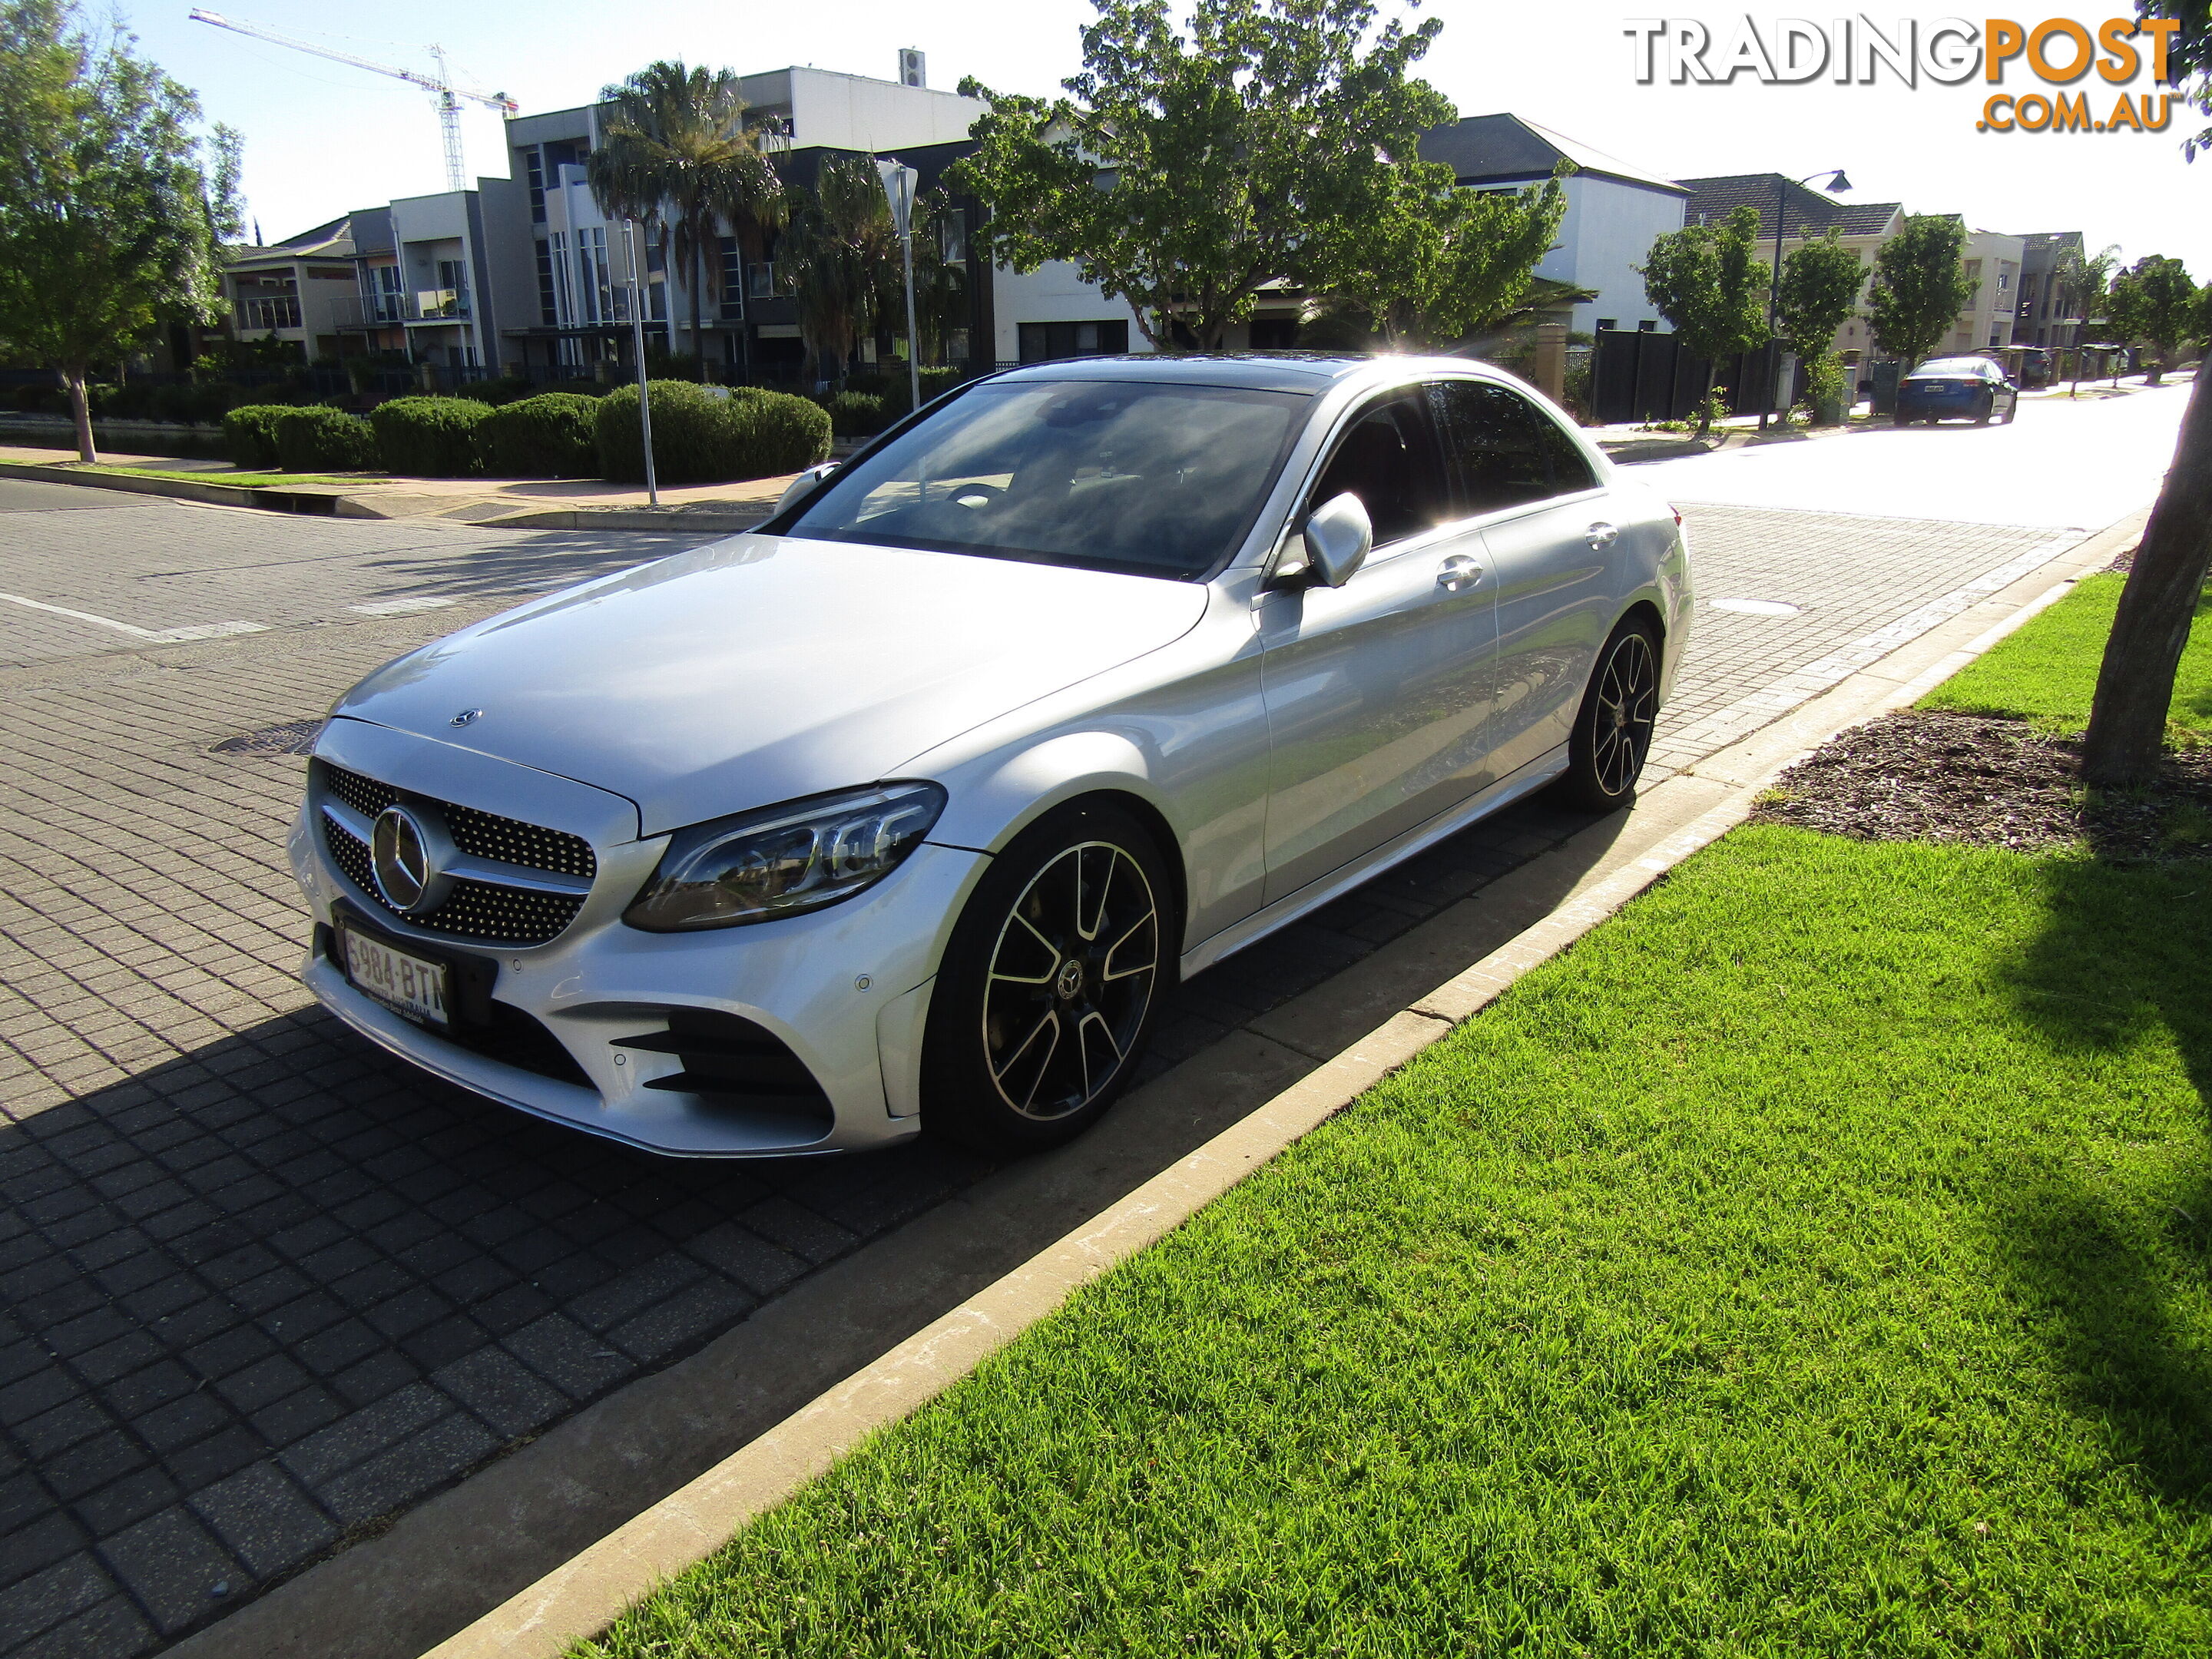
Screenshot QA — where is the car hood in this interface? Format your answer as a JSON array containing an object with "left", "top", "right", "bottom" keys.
[{"left": 332, "top": 534, "right": 1209, "bottom": 836}]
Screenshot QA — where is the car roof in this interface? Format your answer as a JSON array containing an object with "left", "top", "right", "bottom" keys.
[{"left": 985, "top": 352, "right": 1502, "bottom": 396}]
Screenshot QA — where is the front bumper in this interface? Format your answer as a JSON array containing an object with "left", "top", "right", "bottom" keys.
[{"left": 289, "top": 726, "right": 985, "bottom": 1157}]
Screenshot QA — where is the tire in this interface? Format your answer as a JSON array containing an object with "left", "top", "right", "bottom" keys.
[
  {"left": 920, "top": 800, "right": 1172, "bottom": 1154},
  {"left": 1555, "top": 618, "right": 1662, "bottom": 813},
  {"left": 1973, "top": 396, "right": 1992, "bottom": 426},
  {"left": 1892, "top": 411, "right": 1912, "bottom": 426}
]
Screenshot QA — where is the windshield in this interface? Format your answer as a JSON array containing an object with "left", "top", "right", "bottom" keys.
[{"left": 781, "top": 379, "right": 1310, "bottom": 580}]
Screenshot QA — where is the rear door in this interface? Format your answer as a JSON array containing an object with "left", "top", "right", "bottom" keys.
[
  {"left": 1432, "top": 379, "right": 1621, "bottom": 782},
  {"left": 1257, "top": 388, "right": 1499, "bottom": 901}
]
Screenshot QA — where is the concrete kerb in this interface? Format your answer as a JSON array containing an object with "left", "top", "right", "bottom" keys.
[{"left": 400, "top": 503, "right": 2147, "bottom": 1659}]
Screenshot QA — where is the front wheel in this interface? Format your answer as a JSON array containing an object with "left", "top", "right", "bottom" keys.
[
  {"left": 1556, "top": 619, "right": 1661, "bottom": 813},
  {"left": 921, "top": 801, "right": 1171, "bottom": 1154}
]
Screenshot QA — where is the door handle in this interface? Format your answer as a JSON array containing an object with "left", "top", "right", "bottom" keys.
[
  {"left": 1586, "top": 522, "right": 1619, "bottom": 551},
  {"left": 1436, "top": 555, "right": 1483, "bottom": 593}
]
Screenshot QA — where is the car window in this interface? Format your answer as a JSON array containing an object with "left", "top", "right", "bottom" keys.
[
  {"left": 783, "top": 379, "right": 1310, "bottom": 581},
  {"left": 1430, "top": 379, "right": 1596, "bottom": 513},
  {"left": 1303, "top": 392, "right": 1452, "bottom": 548}
]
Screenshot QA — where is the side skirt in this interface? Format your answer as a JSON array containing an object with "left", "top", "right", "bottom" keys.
[{"left": 1177, "top": 745, "right": 1573, "bottom": 981}]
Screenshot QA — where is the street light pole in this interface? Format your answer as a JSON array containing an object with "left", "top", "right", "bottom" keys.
[
  {"left": 1760, "top": 168, "right": 1851, "bottom": 433},
  {"left": 623, "top": 218, "right": 658, "bottom": 508},
  {"left": 876, "top": 159, "right": 922, "bottom": 413}
]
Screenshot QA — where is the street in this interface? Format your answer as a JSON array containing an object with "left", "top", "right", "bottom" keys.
[{"left": 0, "top": 379, "right": 2187, "bottom": 1659}]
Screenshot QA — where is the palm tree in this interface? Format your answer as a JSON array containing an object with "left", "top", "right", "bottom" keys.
[
  {"left": 588, "top": 61, "right": 783, "bottom": 376},
  {"left": 2052, "top": 241, "right": 2120, "bottom": 396},
  {"left": 778, "top": 155, "right": 901, "bottom": 387}
]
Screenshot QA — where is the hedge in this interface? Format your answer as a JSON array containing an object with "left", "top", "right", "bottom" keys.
[
  {"left": 369, "top": 396, "right": 491, "bottom": 476},
  {"left": 222, "top": 405, "right": 296, "bottom": 469},
  {"left": 273, "top": 407, "right": 378, "bottom": 471},
  {"left": 476, "top": 393, "right": 602, "bottom": 478},
  {"left": 594, "top": 382, "right": 830, "bottom": 485},
  {"left": 820, "top": 390, "right": 890, "bottom": 438}
]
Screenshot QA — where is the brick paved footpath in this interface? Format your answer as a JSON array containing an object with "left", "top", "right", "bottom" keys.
[{"left": 0, "top": 488, "right": 2071, "bottom": 1657}]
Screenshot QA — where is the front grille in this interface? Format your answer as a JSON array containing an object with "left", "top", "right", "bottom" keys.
[
  {"left": 317, "top": 762, "right": 594, "bottom": 946},
  {"left": 323, "top": 763, "right": 596, "bottom": 880}
]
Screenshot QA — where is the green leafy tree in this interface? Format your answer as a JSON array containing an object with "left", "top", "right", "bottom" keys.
[
  {"left": 2104, "top": 253, "right": 2197, "bottom": 383},
  {"left": 952, "top": 0, "right": 1454, "bottom": 351},
  {"left": 777, "top": 156, "right": 899, "bottom": 386},
  {"left": 2194, "top": 278, "right": 2212, "bottom": 349},
  {"left": 1637, "top": 204, "right": 1770, "bottom": 438},
  {"left": 1315, "top": 166, "right": 1566, "bottom": 350},
  {"left": 1775, "top": 230, "right": 1865, "bottom": 420},
  {"left": 2053, "top": 240, "right": 2120, "bottom": 393},
  {"left": 1867, "top": 214, "right": 1973, "bottom": 371},
  {"left": 2087, "top": 4, "right": 2212, "bottom": 783},
  {"left": 2139, "top": 2, "right": 2210, "bottom": 157},
  {"left": 0, "top": 2, "right": 239, "bottom": 462},
  {"left": 588, "top": 61, "right": 783, "bottom": 374}
]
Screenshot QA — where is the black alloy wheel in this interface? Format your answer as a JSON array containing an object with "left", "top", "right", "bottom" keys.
[
  {"left": 922, "top": 801, "right": 1170, "bottom": 1153},
  {"left": 1557, "top": 618, "right": 1661, "bottom": 812}
]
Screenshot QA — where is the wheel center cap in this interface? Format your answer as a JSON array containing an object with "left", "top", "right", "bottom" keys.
[{"left": 1055, "top": 959, "right": 1085, "bottom": 1001}]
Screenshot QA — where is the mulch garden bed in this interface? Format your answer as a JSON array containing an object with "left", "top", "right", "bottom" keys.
[{"left": 1750, "top": 710, "right": 2212, "bottom": 859}]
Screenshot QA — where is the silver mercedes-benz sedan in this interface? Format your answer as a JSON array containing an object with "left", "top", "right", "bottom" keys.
[{"left": 289, "top": 354, "right": 1692, "bottom": 1157}]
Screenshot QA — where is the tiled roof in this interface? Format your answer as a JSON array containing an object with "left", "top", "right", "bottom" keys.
[
  {"left": 1420, "top": 114, "right": 1687, "bottom": 194},
  {"left": 228, "top": 214, "right": 356, "bottom": 262},
  {"left": 1677, "top": 174, "right": 1901, "bottom": 237}
]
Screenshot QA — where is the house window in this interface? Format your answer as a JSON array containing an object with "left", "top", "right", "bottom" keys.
[
  {"left": 549, "top": 231, "right": 574, "bottom": 326},
  {"left": 746, "top": 261, "right": 776, "bottom": 299},
  {"left": 717, "top": 237, "right": 744, "bottom": 320},
  {"left": 1637, "top": 320, "right": 1657, "bottom": 332},
  {"left": 939, "top": 208, "right": 968, "bottom": 263},
  {"left": 525, "top": 147, "right": 546, "bottom": 223},
  {"left": 535, "top": 243, "right": 558, "bottom": 326},
  {"left": 575, "top": 227, "right": 611, "bottom": 323},
  {"left": 1017, "top": 320, "right": 1128, "bottom": 363},
  {"left": 1595, "top": 318, "right": 1618, "bottom": 331}
]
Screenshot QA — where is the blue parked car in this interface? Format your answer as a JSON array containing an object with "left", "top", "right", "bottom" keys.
[{"left": 1894, "top": 356, "right": 2018, "bottom": 426}]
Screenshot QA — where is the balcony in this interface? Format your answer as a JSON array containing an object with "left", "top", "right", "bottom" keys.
[
  {"left": 412, "top": 287, "right": 472, "bottom": 322},
  {"left": 330, "top": 293, "right": 416, "bottom": 328}
]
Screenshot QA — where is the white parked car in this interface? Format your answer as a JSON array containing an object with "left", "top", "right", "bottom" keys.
[{"left": 290, "top": 355, "right": 1692, "bottom": 1157}]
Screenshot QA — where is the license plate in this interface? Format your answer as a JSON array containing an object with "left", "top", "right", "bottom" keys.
[{"left": 341, "top": 926, "right": 451, "bottom": 1028}]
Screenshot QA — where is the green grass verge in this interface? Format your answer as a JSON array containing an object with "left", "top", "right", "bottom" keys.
[
  {"left": 581, "top": 828, "right": 2212, "bottom": 1657},
  {"left": 98, "top": 465, "right": 373, "bottom": 487},
  {"left": 1919, "top": 570, "right": 2212, "bottom": 736}
]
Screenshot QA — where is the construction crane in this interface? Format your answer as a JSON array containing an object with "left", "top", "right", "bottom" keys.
[{"left": 187, "top": 10, "right": 516, "bottom": 194}]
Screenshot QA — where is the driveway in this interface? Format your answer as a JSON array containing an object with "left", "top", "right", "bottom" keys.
[{"left": 0, "top": 442, "right": 2143, "bottom": 1657}]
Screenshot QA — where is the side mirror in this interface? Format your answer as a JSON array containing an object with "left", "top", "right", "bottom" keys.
[
  {"left": 773, "top": 461, "right": 840, "bottom": 518},
  {"left": 1302, "top": 492, "right": 1373, "bottom": 588}
]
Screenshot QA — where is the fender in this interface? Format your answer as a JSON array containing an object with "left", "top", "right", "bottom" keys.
[{"left": 924, "top": 727, "right": 1174, "bottom": 856}]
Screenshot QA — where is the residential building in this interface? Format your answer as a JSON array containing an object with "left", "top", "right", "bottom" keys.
[
  {"left": 2009, "top": 230, "right": 2086, "bottom": 348},
  {"left": 217, "top": 216, "right": 362, "bottom": 360},
  {"left": 1675, "top": 175, "right": 1906, "bottom": 367},
  {"left": 1957, "top": 230, "right": 2025, "bottom": 353},
  {"left": 1419, "top": 114, "right": 1688, "bottom": 336}
]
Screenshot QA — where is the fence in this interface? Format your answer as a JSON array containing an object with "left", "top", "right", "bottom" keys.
[{"left": 1588, "top": 330, "right": 1808, "bottom": 426}]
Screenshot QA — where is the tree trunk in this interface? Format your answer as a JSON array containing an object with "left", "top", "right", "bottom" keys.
[
  {"left": 2146, "top": 351, "right": 2164, "bottom": 387},
  {"left": 1695, "top": 360, "right": 1718, "bottom": 439},
  {"left": 64, "top": 369, "right": 96, "bottom": 463},
  {"left": 2080, "top": 363, "right": 2212, "bottom": 786},
  {"left": 690, "top": 243, "right": 706, "bottom": 378}
]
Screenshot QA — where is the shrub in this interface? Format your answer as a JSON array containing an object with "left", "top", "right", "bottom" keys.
[
  {"left": 369, "top": 396, "right": 491, "bottom": 476},
  {"left": 223, "top": 404, "right": 297, "bottom": 468},
  {"left": 452, "top": 375, "right": 542, "bottom": 408},
  {"left": 273, "top": 406, "right": 378, "bottom": 471},
  {"left": 879, "top": 365, "right": 965, "bottom": 418},
  {"left": 820, "top": 390, "right": 889, "bottom": 437},
  {"left": 736, "top": 389, "right": 833, "bottom": 473},
  {"left": 594, "top": 381, "right": 830, "bottom": 485},
  {"left": 477, "top": 393, "right": 601, "bottom": 478}
]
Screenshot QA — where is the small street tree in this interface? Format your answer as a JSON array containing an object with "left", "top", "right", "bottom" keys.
[
  {"left": 1775, "top": 230, "right": 1864, "bottom": 422},
  {"left": 0, "top": 2, "right": 238, "bottom": 462},
  {"left": 2081, "top": 2, "right": 2212, "bottom": 785},
  {"left": 1867, "top": 214, "right": 1973, "bottom": 371},
  {"left": 1314, "top": 167, "right": 1566, "bottom": 350},
  {"left": 2104, "top": 253, "right": 2197, "bottom": 384},
  {"left": 2053, "top": 240, "right": 2120, "bottom": 393},
  {"left": 952, "top": 0, "right": 1455, "bottom": 351},
  {"left": 1637, "top": 204, "right": 1770, "bottom": 438},
  {"left": 588, "top": 61, "right": 783, "bottom": 376}
]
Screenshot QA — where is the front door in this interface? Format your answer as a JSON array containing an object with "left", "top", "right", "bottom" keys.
[
  {"left": 1259, "top": 389, "right": 1500, "bottom": 903},
  {"left": 1431, "top": 379, "right": 1618, "bottom": 781}
]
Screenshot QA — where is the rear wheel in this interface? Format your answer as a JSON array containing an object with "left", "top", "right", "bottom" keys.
[
  {"left": 1974, "top": 396, "right": 1992, "bottom": 426},
  {"left": 921, "top": 801, "right": 1171, "bottom": 1154},
  {"left": 1556, "top": 618, "right": 1661, "bottom": 813}
]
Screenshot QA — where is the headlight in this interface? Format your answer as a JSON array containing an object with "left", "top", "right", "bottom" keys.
[{"left": 623, "top": 781, "right": 946, "bottom": 932}]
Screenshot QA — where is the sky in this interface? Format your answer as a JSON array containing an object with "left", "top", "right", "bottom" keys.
[{"left": 118, "top": 2, "right": 2212, "bottom": 274}]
